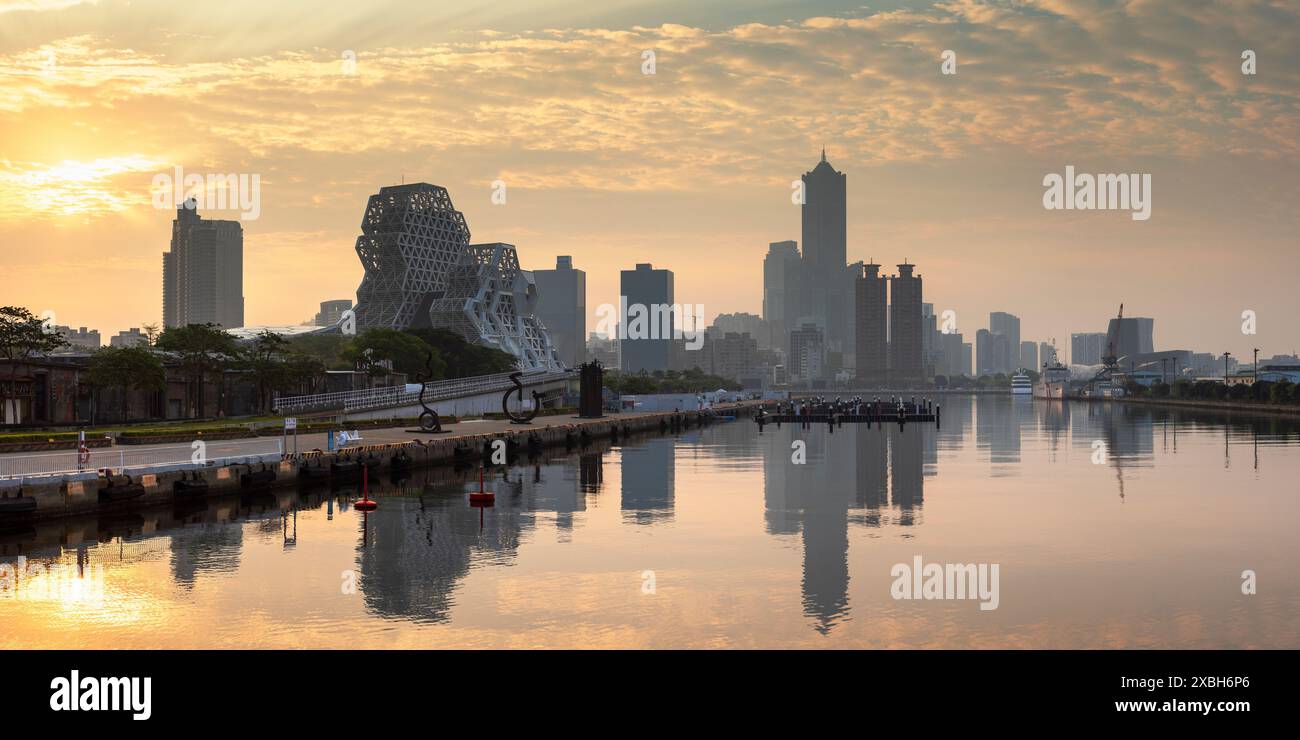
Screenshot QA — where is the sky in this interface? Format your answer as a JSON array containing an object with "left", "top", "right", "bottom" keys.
[{"left": 1, "top": 0, "right": 1297, "bottom": 360}]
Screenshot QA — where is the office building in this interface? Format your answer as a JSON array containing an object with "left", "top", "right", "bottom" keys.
[
  {"left": 620, "top": 262, "right": 674, "bottom": 373},
  {"left": 1019, "top": 341, "right": 1038, "bottom": 372},
  {"left": 988, "top": 312, "right": 1020, "bottom": 373},
  {"left": 762, "top": 240, "right": 801, "bottom": 354},
  {"left": 314, "top": 300, "right": 353, "bottom": 327},
  {"left": 533, "top": 256, "right": 587, "bottom": 368}
]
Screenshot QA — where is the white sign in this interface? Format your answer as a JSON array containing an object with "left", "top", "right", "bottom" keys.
[{"left": 284, "top": 418, "right": 298, "bottom": 431}]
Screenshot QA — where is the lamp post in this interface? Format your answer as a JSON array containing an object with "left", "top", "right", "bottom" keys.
[
  {"left": 1224, "top": 352, "right": 1231, "bottom": 385},
  {"left": 1254, "top": 347, "right": 1260, "bottom": 385}
]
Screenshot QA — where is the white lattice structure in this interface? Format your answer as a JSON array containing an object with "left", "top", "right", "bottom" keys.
[{"left": 352, "top": 183, "right": 564, "bottom": 371}]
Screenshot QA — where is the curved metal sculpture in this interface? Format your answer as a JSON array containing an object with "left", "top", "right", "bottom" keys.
[
  {"left": 503, "top": 371, "right": 542, "bottom": 424},
  {"left": 416, "top": 352, "right": 443, "bottom": 432}
]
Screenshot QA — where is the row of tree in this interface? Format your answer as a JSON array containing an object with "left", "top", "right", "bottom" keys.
[
  {"left": 0, "top": 306, "right": 519, "bottom": 423},
  {"left": 604, "top": 368, "right": 743, "bottom": 395},
  {"left": 1128, "top": 378, "right": 1300, "bottom": 405}
]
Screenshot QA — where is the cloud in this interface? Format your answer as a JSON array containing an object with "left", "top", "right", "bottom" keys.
[{"left": 0, "top": 0, "right": 1292, "bottom": 216}]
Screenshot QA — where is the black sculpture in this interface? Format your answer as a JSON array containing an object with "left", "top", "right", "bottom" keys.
[
  {"left": 577, "top": 360, "right": 604, "bottom": 418},
  {"left": 503, "top": 371, "right": 542, "bottom": 424},
  {"left": 416, "top": 351, "right": 443, "bottom": 432}
]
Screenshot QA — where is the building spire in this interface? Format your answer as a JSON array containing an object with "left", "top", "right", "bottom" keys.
[{"left": 820, "top": 146, "right": 826, "bottom": 163}]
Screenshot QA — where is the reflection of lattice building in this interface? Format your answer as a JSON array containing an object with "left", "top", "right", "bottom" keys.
[{"left": 352, "top": 183, "right": 563, "bottom": 370}]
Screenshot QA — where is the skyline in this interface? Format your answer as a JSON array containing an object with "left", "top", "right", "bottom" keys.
[{"left": 2, "top": 0, "right": 1297, "bottom": 360}]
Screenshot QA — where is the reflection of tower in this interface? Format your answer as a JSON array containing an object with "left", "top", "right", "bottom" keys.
[
  {"left": 889, "top": 425, "right": 924, "bottom": 524},
  {"left": 761, "top": 425, "right": 853, "bottom": 634},
  {"left": 853, "top": 424, "right": 889, "bottom": 521},
  {"left": 620, "top": 437, "right": 675, "bottom": 524}
]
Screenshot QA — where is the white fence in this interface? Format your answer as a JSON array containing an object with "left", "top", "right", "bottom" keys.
[
  {"left": 273, "top": 370, "right": 574, "bottom": 414},
  {"left": 0, "top": 438, "right": 284, "bottom": 482}
]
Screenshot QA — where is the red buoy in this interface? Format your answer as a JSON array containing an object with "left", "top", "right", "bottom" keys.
[
  {"left": 354, "top": 465, "right": 378, "bottom": 511},
  {"left": 469, "top": 467, "right": 495, "bottom": 504}
]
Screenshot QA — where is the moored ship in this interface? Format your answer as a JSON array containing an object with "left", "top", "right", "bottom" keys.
[
  {"left": 1011, "top": 372, "right": 1033, "bottom": 395},
  {"left": 1035, "top": 361, "right": 1070, "bottom": 399}
]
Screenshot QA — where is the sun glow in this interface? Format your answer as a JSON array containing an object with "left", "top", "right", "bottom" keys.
[{"left": 0, "top": 155, "right": 164, "bottom": 219}]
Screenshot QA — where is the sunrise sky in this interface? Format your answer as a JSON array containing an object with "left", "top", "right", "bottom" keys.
[{"left": 1, "top": 0, "right": 1296, "bottom": 359}]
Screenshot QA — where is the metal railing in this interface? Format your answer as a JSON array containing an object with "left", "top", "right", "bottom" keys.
[
  {"left": 0, "top": 438, "right": 284, "bottom": 482},
  {"left": 273, "top": 369, "right": 574, "bottom": 414}
]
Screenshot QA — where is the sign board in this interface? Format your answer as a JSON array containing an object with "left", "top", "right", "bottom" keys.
[{"left": 285, "top": 418, "right": 298, "bottom": 431}]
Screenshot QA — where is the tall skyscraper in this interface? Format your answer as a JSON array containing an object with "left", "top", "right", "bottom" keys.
[
  {"left": 762, "top": 240, "right": 801, "bottom": 355},
  {"left": 854, "top": 261, "right": 887, "bottom": 384},
  {"left": 533, "top": 255, "right": 587, "bottom": 368},
  {"left": 800, "top": 152, "right": 849, "bottom": 356},
  {"left": 163, "top": 199, "right": 244, "bottom": 329},
  {"left": 989, "top": 312, "right": 1020, "bottom": 373},
  {"left": 977, "top": 329, "right": 1011, "bottom": 376},
  {"left": 888, "top": 262, "right": 923, "bottom": 384},
  {"left": 940, "top": 331, "right": 967, "bottom": 377},
  {"left": 620, "top": 263, "right": 674, "bottom": 373}
]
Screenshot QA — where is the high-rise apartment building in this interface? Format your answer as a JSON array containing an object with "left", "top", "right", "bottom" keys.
[
  {"left": 888, "top": 263, "right": 923, "bottom": 384},
  {"left": 1071, "top": 332, "right": 1107, "bottom": 365},
  {"left": 163, "top": 199, "right": 244, "bottom": 329},
  {"left": 1019, "top": 341, "right": 1038, "bottom": 372},
  {"left": 854, "top": 262, "right": 887, "bottom": 384}
]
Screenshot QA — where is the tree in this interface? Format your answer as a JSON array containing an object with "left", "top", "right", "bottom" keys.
[
  {"left": 0, "top": 306, "right": 66, "bottom": 424},
  {"left": 285, "top": 332, "right": 353, "bottom": 370},
  {"left": 155, "top": 323, "right": 239, "bottom": 418},
  {"left": 141, "top": 323, "right": 161, "bottom": 346},
  {"left": 343, "top": 329, "right": 437, "bottom": 386},
  {"left": 85, "top": 346, "right": 166, "bottom": 422},
  {"left": 405, "top": 327, "right": 513, "bottom": 378},
  {"left": 238, "top": 331, "right": 289, "bottom": 413}
]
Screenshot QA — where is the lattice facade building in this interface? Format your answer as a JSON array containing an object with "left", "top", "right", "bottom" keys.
[{"left": 352, "top": 183, "right": 563, "bottom": 371}]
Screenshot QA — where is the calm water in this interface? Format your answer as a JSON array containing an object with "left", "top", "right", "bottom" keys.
[{"left": 3, "top": 396, "right": 1297, "bottom": 649}]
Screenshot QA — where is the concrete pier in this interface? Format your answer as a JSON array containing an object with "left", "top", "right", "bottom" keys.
[{"left": 0, "top": 403, "right": 761, "bottom": 523}]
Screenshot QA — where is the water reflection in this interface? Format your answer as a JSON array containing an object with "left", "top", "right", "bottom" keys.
[{"left": 4, "top": 396, "right": 1300, "bottom": 648}]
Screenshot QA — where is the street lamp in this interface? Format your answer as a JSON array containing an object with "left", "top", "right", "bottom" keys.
[
  {"left": 1254, "top": 348, "right": 1260, "bottom": 384},
  {"left": 1224, "top": 352, "right": 1231, "bottom": 385}
]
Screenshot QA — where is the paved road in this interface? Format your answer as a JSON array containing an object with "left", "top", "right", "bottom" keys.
[{"left": 0, "top": 406, "right": 751, "bottom": 479}]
